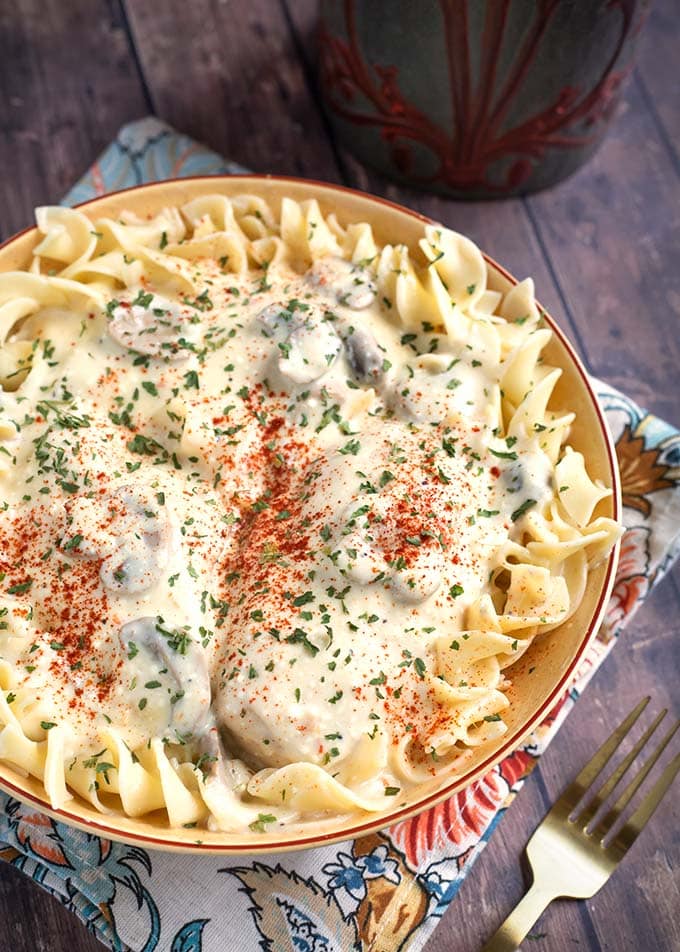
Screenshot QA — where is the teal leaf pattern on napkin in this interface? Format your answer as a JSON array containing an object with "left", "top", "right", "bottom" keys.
[{"left": 170, "top": 919, "right": 210, "bottom": 952}]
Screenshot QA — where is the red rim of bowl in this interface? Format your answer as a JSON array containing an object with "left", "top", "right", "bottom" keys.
[{"left": 0, "top": 175, "right": 621, "bottom": 853}]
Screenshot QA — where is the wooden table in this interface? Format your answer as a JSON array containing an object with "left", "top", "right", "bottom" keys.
[{"left": 1, "top": 2, "right": 679, "bottom": 950}]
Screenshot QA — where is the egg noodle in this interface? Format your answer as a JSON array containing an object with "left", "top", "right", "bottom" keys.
[{"left": 0, "top": 195, "right": 620, "bottom": 833}]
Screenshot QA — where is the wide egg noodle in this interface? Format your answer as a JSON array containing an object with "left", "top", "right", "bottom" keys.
[{"left": 0, "top": 194, "right": 621, "bottom": 830}]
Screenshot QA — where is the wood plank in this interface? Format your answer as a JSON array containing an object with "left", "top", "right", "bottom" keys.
[
  {"left": 519, "top": 569, "right": 680, "bottom": 952},
  {"left": 426, "top": 758, "right": 558, "bottom": 952},
  {"left": 0, "top": 0, "right": 149, "bottom": 240},
  {"left": 0, "top": 859, "right": 102, "bottom": 952},
  {"left": 525, "top": 73, "right": 680, "bottom": 426},
  {"left": 636, "top": 0, "right": 680, "bottom": 173},
  {"left": 123, "top": 0, "right": 342, "bottom": 182}
]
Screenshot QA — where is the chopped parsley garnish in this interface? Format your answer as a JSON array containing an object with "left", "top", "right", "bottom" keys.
[
  {"left": 127, "top": 433, "right": 167, "bottom": 456},
  {"left": 155, "top": 618, "right": 192, "bottom": 654},
  {"left": 132, "top": 289, "right": 154, "bottom": 308},
  {"left": 36, "top": 400, "right": 91, "bottom": 430},
  {"left": 293, "top": 591, "right": 315, "bottom": 607},
  {"left": 339, "top": 439, "right": 361, "bottom": 456},
  {"left": 249, "top": 813, "right": 277, "bottom": 833},
  {"left": 62, "top": 534, "right": 83, "bottom": 551},
  {"left": 511, "top": 498, "right": 537, "bottom": 522},
  {"left": 489, "top": 448, "right": 518, "bottom": 461},
  {"left": 7, "top": 579, "right": 32, "bottom": 595},
  {"left": 285, "top": 628, "right": 319, "bottom": 656}
]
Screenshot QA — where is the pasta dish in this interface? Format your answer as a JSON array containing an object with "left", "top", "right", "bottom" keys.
[{"left": 0, "top": 194, "right": 620, "bottom": 833}]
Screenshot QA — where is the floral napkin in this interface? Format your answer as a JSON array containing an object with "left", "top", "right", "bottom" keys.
[{"left": 1, "top": 118, "right": 679, "bottom": 952}]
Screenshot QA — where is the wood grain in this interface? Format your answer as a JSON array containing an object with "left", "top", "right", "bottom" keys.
[
  {"left": 123, "top": 0, "right": 343, "bottom": 181},
  {"left": 636, "top": 0, "right": 680, "bottom": 176},
  {"left": 0, "top": 859, "right": 103, "bottom": 952},
  {"left": 525, "top": 74, "right": 680, "bottom": 427},
  {"left": 0, "top": 0, "right": 679, "bottom": 950},
  {"left": 0, "top": 0, "right": 149, "bottom": 240}
]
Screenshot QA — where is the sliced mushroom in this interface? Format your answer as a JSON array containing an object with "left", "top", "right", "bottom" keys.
[
  {"left": 106, "top": 293, "right": 200, "bottom": 359},
  {"left": 330, "top": 492, "right": 444, "bottom": 602},
  {"left": 256, "top": 302, "right": 303, "bottom": 338},
  {"left": 305, "top": 257, "right": 377, "bottom": 309},
  {"left": 498, "top": 453, "right": 553, "bottom": 517},
  {"left": 277, "top": 320, "right": 341, "bottom": 385},
  {"left": 501, "top": 459, "right": 525, "bottom": 494},
  {"left": 194, "top": 723, "right": 251, "bottom": 790},
  {"left": 344, "top": 327, "right": 386, "bottom": 382},
  {"left": 120, "top": 616, "right": 211, "bottom": 734}
]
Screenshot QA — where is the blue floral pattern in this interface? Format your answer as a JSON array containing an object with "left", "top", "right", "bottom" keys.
[{"left": 1, "top": 118, "right": 679, "bottom": 952}]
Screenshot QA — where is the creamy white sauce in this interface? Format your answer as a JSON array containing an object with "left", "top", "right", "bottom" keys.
[{"left": 0, "top": 255, "right": 548, "bottom": 804}]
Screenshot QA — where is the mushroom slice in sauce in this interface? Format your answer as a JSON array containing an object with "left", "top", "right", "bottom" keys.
[
  {"left": 256, "top": 302, "right": 304, "bottom": 338},
  {"left": 120, "top": 616, "right": 211, "bottom": 734},
  {"left": 332, "top": 492, "right": 445, "bottom": 603},
  {"left": 498, "top": 454, "right": 553, "bottom": 519},
  {"left": 277, "top": 320, "right": 341, "bottom": 385},
  {"left": 344, "top": 327, "right": 386, "bottom": 382},
  {"left": 389, "top": 355, "right": 483, "bottom": 424},
  {"left": 305, "top": 256, "right": 377, "bottom": 309},
  {"left": 257, "top": 301, "right": 341, "bottom": 386},
  {"left": 106, "top": 293, "right": 200, "bottom": 359},
  {"left": 194, "top": 723, "right": 251, "bottom": 791}
]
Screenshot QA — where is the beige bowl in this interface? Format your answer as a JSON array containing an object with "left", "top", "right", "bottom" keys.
[{"left": 0, "top": 176, "right": 621, "bottom": 853}]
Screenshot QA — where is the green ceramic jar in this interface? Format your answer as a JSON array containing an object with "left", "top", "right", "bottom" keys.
[{"left": 318, "top": 0, "right": 651, "bottom": 198}]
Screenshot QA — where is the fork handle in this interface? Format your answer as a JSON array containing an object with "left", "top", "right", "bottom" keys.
[{"left": 482, "top": 882, "right": 557, "bottom": 951}]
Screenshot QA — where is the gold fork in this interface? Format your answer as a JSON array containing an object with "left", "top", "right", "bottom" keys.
[{"left": 483, "top": 697, "right": 680, "bottom": 951}]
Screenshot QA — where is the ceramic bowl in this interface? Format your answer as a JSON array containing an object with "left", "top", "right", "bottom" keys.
[{"left": 0, "top": 176, "right": 621, "bottom": 853}]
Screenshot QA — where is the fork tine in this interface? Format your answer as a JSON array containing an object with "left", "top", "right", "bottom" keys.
[
  {"left": 611, "top": 747, "right": 680, "bottom": 853},
  {"left": 580, "top": 709, "right": 667, "bottom": 830},
  {"left": 561, "top": 696, "right": 649, "bottom": 816},
  {"left": 595, "top": 719, "right": 680, "bottom": 843}
]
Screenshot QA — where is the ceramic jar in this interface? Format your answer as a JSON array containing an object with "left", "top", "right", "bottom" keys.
[{"left": 318, "top": 0, "right": 651, "bottom": 198}]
